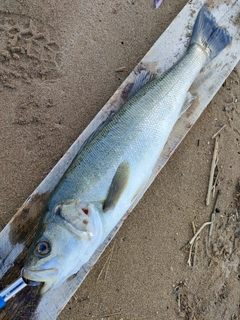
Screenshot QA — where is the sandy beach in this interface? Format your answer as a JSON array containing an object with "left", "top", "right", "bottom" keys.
[{"left": 1, "top": 0, "right": 240, "bottom": 319}]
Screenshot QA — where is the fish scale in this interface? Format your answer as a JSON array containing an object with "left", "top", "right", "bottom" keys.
[{"left": 49, "top": 45, "right": 206, "bottom": 208}]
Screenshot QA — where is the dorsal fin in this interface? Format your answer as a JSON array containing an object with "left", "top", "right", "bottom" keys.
[{"left": 127, "top": 70, "right": 152, "bottom": 99}]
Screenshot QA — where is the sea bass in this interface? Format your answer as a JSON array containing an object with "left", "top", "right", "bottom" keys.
[{"left": 22, "top": 7, "right": 232, "bottom": 293}]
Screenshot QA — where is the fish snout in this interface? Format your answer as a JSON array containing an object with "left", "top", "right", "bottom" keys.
[
  {"left": 21, "top": 269, "right": 40, "bottom": 286},
  {"left": 21, "top": 266, "right": 59, "bottom": 284}
]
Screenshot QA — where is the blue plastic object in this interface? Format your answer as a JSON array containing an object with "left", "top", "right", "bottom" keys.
[
  {"left": 0, "top": 277, "right": 27, "bottom": 308},
  {"left": 0, "top": 274, "right": 40, "bottom": 309},
  {"left": 0, "top": 296, "right": 6, "bottom": 309}
]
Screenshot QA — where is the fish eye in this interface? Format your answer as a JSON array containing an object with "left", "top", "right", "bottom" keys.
[{"left": 35, "top": 241, "right": 51, "bottom": 257}]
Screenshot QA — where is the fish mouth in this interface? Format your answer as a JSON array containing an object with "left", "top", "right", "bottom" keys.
[{"left": 22, "top": 267, "right": 59, "bottom": 283}]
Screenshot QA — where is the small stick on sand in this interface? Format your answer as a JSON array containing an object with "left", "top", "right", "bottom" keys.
[
  {"left": 206, "top": 137, "right": 219, "bottom": 206},
  {"left": 211, "top": 124, "right": 226, "bottom": 139},
  {"left": 208, "top": 190, "right": 221, "bottom": 246},
  {"left": 104, "top": 241, "right": 115, "bottom": 280},
  {"left": 187, "top": 221, "right": 196, "bottom": 267},
  {"left": 236, "top": 209, "right": 239, "bottom": 221},
  {"left": 187, "top": 243, "right": 194, "bottom": 267},
  {"left": 97, "top": 257, "right": 109, "bottom": 282},
  {"left": 73, "top": 293, "right": 78, "bottom": 300},
  {"left": 192, "top": 220, "right": 196, "bottom": 234},
  {"left": 189, "top": 222, "right": 212, "bottom": 245},
  {"left": 188, "top": 221, "right": 212, "bottom": 267},
  {"left": 211, "top": 165, "right": 219, "bottom": 198},
  {"left": 115, "top": 67, "right": 126, "bottom": 72},
  {"left": 192, "top": 223, "right": 198, "bottom": 267},
  {"left": 193, "top": 240, "right": 198, "bottom": 267},
  {"left": 177, "top": 291, "right": 181, "bottom": 311},
  {"left": 97, "top": 241, "right": 115, "bottom": 281}
]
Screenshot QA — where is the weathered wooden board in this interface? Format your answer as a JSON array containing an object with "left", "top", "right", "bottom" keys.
[{"left": 0, "top": 0, "right": 240, "bottom": 319}]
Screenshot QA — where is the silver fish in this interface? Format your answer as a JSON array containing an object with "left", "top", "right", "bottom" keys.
[{"left": 22, "top": 7, "right": 231, "bottom": 293}]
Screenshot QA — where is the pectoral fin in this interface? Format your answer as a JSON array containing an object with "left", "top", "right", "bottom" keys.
[{"left": 103, "top": 161, "right": 130, "bottom": 212}]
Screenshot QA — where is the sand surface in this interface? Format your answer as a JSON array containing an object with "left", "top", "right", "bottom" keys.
[{"left": 1, "top": 0, "right": 240, "bottom": 319}]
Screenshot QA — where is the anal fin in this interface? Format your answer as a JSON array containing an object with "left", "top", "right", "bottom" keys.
[{"left": 179, "top": 91, "right": 195, "bottom": 118}]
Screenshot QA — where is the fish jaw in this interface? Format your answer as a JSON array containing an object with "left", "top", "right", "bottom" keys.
[
  {"left": 23, "top": 201, "right": 105, "bottom": 293},
  {"left": 22, "top": 267, "right": 58, "bottom": 293},
  {"left": 22, "top": 256, "right": 62, "bottom": 293},
  {"left": 22, "top": 266, "right": 59, "bottom": 283},
  {"left": 23, "top": 257, "right": 74, "bottom": 294}
]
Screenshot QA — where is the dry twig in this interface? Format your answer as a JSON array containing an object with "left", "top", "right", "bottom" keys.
[
  {"left": 208, "top": 190, "right": 221, "bottom": 246},
  {"left": 188, "top": 221, "right": 212, "bottom": 267},
  {"left": 211, "top": 124, "right": 226, "bottom": 139},
  {"left": 189, "top": 222, "right": 212, "bottom": 245},
  {"left": 97, "top": 241, "right": 115, "bottom": 281},
  {"left": 104, "top": 241, "right": 115, "bottom": 280},
  {"left": 206, "top": 137, "right": 219, "bottom": 206},
  {"left": 212, "top": 167, "right": 219, "bottom": 198},
  {"left": 115, "top": 67, "right": 126, "bottom": 72},
  {"left": 187, "top": 221, "right": 196, "bottom": 267}
]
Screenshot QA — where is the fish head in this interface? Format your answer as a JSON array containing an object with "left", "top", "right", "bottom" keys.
[{"left": 22, "top": 200, "right": 104, "bottom": 293}]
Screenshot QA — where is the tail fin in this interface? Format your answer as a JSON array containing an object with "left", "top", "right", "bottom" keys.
[{"left": 190, "top": 6, "right": 232, "bottom": 61}]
